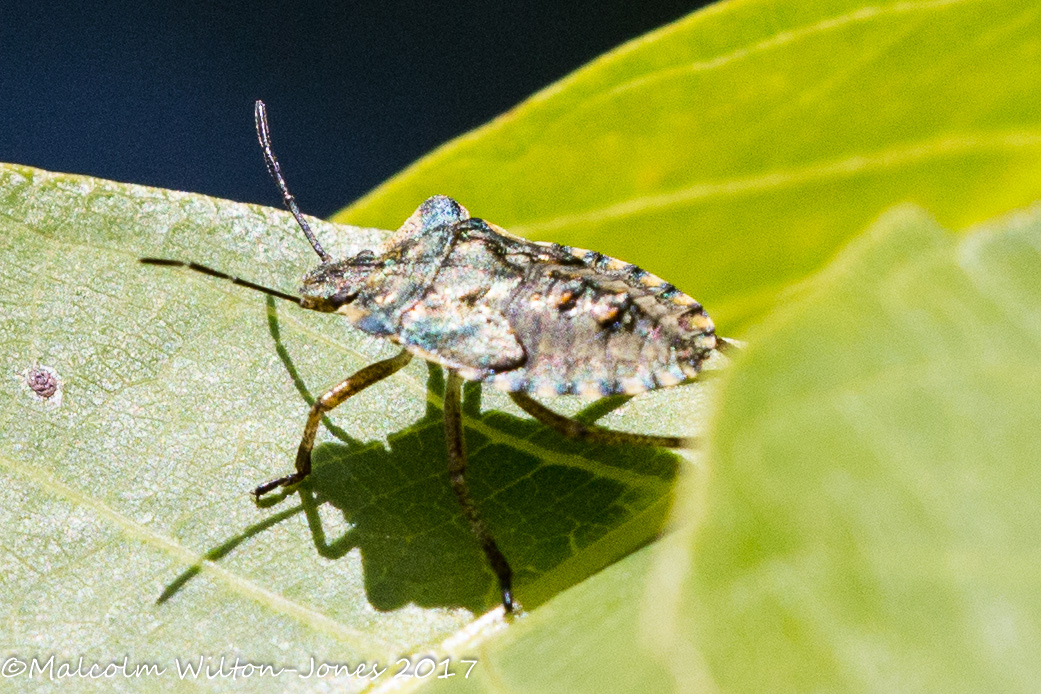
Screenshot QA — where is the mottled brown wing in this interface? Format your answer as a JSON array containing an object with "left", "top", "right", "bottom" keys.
[
  {"left": 395, "top": 219, "right": 715, "bottom": 396},
  {"left": 485, "top": 254, "right": 715, "bottom": 397}
]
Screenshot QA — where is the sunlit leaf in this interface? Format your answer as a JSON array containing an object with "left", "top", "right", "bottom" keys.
[{"left": 653, "top": 203, "right": 1041, "bottom": 693}]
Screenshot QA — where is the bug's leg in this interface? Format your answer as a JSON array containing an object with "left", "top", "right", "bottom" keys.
[
  {"left": 510, "top": 391, "right": 693, "bottom": 449},
  {"left": 254, "top": 349, "right": 414, "bottom": 497},
  {"left": 445, "top": 369, "right": 515, "bottom": 612}
]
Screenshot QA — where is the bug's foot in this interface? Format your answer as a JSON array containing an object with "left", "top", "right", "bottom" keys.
[
  {"left": 253, "top": 472, "right": 307, "bottom": 498},
  {"left": 501, "top": 587, "right": 515, "bottom": 614}
]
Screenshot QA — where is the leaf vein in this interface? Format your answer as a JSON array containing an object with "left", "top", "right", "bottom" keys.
[{"left": 513, "top": 131, "right": 1041, "bottom": 234}]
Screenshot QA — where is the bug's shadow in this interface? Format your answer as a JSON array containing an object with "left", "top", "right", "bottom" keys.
[{"left": 160, "top": 298, "right": 682, "bottom": 613}]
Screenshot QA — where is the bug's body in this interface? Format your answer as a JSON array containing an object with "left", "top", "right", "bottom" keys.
[
  {"left": 300, "top": 195, "right": 717, "bottom": 397},
  {"left": 142, "top": 101, "right": 725, "bottom": 614}
]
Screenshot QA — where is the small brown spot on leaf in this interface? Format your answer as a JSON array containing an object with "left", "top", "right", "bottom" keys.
[{"left": 23, "top": 365, "right": 63, "bottom": 406}]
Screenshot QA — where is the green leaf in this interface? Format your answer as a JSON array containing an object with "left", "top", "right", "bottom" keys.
[
  {"left": 653, "top": 203, "right": 1041, "bottom": 693},
  {"left": 335, "top": 0, "right": 1041, "bottom": 331},
  {"left": 0, "top": 163, "right": 715, "bottom": 691}
]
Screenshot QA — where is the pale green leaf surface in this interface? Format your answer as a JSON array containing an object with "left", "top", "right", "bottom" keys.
[
  {"left": 335, "top": 0, "right": 1041, "bottom": 331},
  {"left": 0, "top": 164, "right": 716, "bottom": 692},
  {"left": 650, "top": 204, "right": 1041, "bottom": 693}
]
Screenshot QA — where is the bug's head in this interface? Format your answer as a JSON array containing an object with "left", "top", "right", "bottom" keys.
[{"left": 298, "top": 250, "right": 381, "bottom": 312}]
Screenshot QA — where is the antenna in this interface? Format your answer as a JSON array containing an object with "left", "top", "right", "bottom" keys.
[
  {"left": 139, "top": 258, "right": 303, "bottom": 305},
  {"left": 254, "top": 100, "right": 332, "bottom": 263}
]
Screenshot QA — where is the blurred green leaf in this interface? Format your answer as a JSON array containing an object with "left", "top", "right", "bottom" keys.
[
  {"left": 336, "top": 0, "right": 1041, "bottom": 331},
  {"left": 653, "top": 203, "right": 1041, "bottom": 693}
]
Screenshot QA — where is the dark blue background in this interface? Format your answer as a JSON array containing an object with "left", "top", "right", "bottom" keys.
[{"left": 2, "top": 1, "right": 713, "bottom": 219}]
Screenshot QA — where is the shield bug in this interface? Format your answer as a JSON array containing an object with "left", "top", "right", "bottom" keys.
[{"left": 142, "top": 101, "right": 728, "bottom": 613}]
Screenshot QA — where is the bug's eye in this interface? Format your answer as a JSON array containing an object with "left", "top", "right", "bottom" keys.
[{"left": 353, "top": 249, "right": 376, "bottom": 264}]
